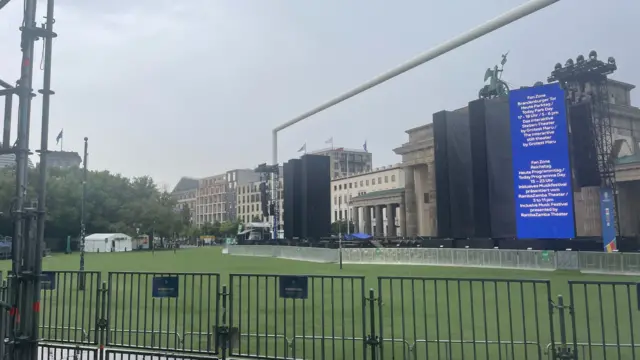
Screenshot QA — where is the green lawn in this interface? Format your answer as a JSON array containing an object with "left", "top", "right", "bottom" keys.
[{"left": 1, "top": 247, "right": 638, "bottom": 359}]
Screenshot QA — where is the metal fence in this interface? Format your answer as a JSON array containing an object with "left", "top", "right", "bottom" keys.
[
  {"left": 228, "top": 274, "right": 368, "bottom": 359},
  {"left": 377, "top": 277, "right": 554, "bottom": 360},
  {"left": 106, "top": 272, "right": 221, "bottom": 355},
  {"left": 1, "top": 270, "right": 639, "bottom": 359},
  {"left": 567, "top": 280, "right": 640, "bottom": 360},
  {"left": 226, "top": 245, "right": 640, "bottom": 275}
]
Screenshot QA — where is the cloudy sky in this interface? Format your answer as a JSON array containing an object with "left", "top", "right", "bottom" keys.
[{"left": 0, "top": 0, "right": 638, "bottom": 189}]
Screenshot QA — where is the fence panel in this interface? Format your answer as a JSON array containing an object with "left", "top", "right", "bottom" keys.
[
  {"left": 339, "top": 248, "right": 557, "bottom": 271},
  {"left": 106, "top": 272, "right": 221, "bottom": 355},
  {"left": 39, "top": 271, "right": 102, "bottom": 344},
  {"left": 104, "top": 349, "right": 221, "bottom": 360},
  {"left": 228, "top": 273, "right": 368, "bottom": 360},
  {"left": 377, "top": 277, "right": 554, "bottom": 360},
  {"left": 579, "top": 252, "right": 640, "bottom": 275},
  {"left": 568, "top": 280, "right": 640, "bottom": 359},
  {"left": 38, "top": 343, "right": 98, "bottom": 360},
  {"left": 0, "top": 273, "right": 5, "bottom": 358}
]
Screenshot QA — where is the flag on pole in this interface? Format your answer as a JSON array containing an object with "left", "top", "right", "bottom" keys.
[
  {"left": 297, "top": 143, "right": 306, "bottom": 153},
  {"left": 363, "top": 140, "right": 368, "bottom": 152},
  {"left": 325, "top": 137, "right": 333, "bottom": 149},
  {"left": 56, "top": 129, "right": 63, "bottom": 145}
]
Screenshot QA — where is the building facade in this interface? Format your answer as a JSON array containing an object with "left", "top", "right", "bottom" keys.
[
  {"left": 195, "top": 173, "right": 228, "bottom": 225},
  {"left": 47, "top": 151, "right": 82, "bottom": 169},
  {"left": 224, "top": 169, "right": 261, "bottom": 221},
  {"left": 311, "top": 147, "right": 372, "bottom": 179},
  {"left": 171, "top": 177, "right": 198, "bottom": 222},
  {"left": 236, "top": 178, "right": 284, "bottom": 226},
  {"left": 178, "top": 169, "right": 262, "bottom": 226},
  {"left": 331, "top": 164, "right": 404, "bottom": 236}
]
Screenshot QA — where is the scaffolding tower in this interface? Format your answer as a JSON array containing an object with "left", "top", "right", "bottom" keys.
[
  {"left": 0, "top": 0, "right": 57, "bottom": 359},
  {"left": 548, "top": 51, "right": 619, "bottom": 235}
]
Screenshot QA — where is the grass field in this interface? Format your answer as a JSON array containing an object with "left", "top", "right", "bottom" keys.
[{"left": 1, "top": 247, "right": 638, "bottom": 359}]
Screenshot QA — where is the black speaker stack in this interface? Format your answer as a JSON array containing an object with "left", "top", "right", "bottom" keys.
[{"left": 283, "top": 154, "right": 331, "bottom": 240}]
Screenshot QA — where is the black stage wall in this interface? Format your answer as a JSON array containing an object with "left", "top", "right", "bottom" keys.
[
  {"left": 301, "top": 154, "right": 331, "bottom": 239},
  {"left": 445, "top": 109, "right": 475, "bottom": 238},
  {"left": 468, "top": 99, "right": 492, "bottom": 238},
  {"left": 433, "top": 111, "right": 451, "bottom": 238},
  {"left": 283, "top": 159, "right": 302, "bottom": 239},
  {"left": 569, "top": 102, "right": 600, "bottom": 188},
  {"left": 484, "top": 98, "right": 517, "bottom": 238}
]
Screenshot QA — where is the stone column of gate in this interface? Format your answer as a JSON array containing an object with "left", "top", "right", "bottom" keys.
[
  {"left": 353, "top": 206, "right": 360, "bottom": 233},
  {"left": 399, "top": 199, "right": 407, "bottom": 238},
  {"left": 375, "top": 205, "right": 384, "bottom": 237},
  {"left": 386, "top": 203, "right": 396, "bottom": 237},
  {"left": 404, "top": 165, "right": 418, "bottom": 237},
  {"left": 363, "top": 206, "right": 372, "bottom": 235}
]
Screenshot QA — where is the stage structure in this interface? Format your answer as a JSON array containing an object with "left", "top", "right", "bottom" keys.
[
  {"left": 0, "top": 0, "right": 58, "bottom": 359},
  {"left": 269, "top": 0, "right": 560, "bottom": 240},
  {"left": 254, "top": 163, "right": 279, "bottom": 239},
  {"left": 548, "top": 51, "right": 619, "bottom": 251}
]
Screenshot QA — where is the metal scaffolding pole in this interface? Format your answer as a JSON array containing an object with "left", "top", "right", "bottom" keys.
[
  {"left": 0, "top": 0, "right": 57, "bottom": 359},
  {"left": 268, "top": 0, "right": 561, "bottom": 239}
]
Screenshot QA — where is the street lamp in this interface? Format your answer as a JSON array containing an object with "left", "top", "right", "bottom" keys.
[{"left": 78, "top": 137, "right": 88, "bottom": 290}]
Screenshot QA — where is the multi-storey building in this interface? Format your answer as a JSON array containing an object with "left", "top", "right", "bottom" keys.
[
  {"left": 195, "top": 173, "right": 228, "bottom": 225},
  {"left": 171, "top": 177, "right": 198, "bottom": 221},
  {"left": 224, "top": 169, "right": 261, "bottom": 221},
  {"left": 311, "top": 147, "right": 372, "bottom": 179},
  {"left": 236, "top": 178, "right": 284, "bottom": 226},
  {"left": 187, "top": 169, "right": 261, "bottom": 226},
  {"left": 331, "top": 164, "right": 404, "bottom": 235},
  {"left": 47, "top": 151, "right": 82, "bottom": 169}
]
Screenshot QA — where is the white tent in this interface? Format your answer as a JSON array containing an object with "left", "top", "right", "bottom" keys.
[{"left": 85, "top": 233, "right": 133, "bottom": 253}]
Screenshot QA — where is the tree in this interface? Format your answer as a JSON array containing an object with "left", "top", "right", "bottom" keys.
[
  {"left": 331, "top": 220, "right": 355, "bottom": 235},
  {"left": 0, "top": 166, "right": 182, "bottom": 248}
]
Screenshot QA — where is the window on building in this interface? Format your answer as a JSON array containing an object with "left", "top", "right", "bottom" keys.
[
  {"left": 372, "top": 178, "right": 375, "bottom": 185},
  {"left": 339, "top": 184, "right": 342, "bottom": 190},
  {"left": 349, "top": 183, "right": 352, "bottom": 189},
  {"left": 424, "top": 193, "right": 430, "bottom": 203},
  {"left": 385, "top": 176, "right": 389, "bottom": 183},
  {"left": 334, "top": 211, "right": 338, "bottom": 221},
  {"left": 391, "top": 175, "right": 396, "bottom": 182},
  {"left": 360, "top": 180, "right": 363, "bottom": 186},
  {"left": 334, "top": 196, "right": 337, "bottom": 205},
  {"left": 334, "top": 185, "right": 337, "bottom": 191},
  {"left": 366, "top": 180, "right": 369, "bottom": 186},
  {"left": 378, "top": 177, "right": 382, "bottom": 184}
]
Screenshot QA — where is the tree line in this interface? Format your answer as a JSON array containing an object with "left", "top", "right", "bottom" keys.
[{"left": 0, "top": 166, "right": 238, "bottom": 250}]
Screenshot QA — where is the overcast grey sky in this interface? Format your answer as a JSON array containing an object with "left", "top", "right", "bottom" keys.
[{"left": 0, "top": 0, "right": 638, "bottom": 189}]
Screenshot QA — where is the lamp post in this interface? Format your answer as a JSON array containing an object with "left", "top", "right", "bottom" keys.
[{"left": 78, "top": 137, "right": 88, "bottom": 290}]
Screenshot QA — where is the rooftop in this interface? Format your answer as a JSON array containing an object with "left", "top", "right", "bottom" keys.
[{"left": 332, "top": 163, "right": 403, "bottom": 181}]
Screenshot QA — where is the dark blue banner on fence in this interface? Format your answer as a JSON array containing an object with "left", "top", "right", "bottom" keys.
[
  {"left": 279, "top": 275, "right": 308, "bottom": 299},
  {"left": 509, "top": 83, "right": 575, "bottom": 239},
  {"left": 41, "top": 272, "right": 56, "bottom": 290},
  {"left": 152, "top": 276, "right": 179, "bottom": 298},
  {"left": 600, "top": 187, "right": 617, "bottom": 253}
]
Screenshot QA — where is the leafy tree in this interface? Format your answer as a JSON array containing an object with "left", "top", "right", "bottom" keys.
[
  {"left": 331, "top": 220, "right": 355, "bottom": 235},
  {"left": 0, "top": 166, "right": 182, "bottom": 249}
]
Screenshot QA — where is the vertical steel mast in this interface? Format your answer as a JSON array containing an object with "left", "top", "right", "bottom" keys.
[{"left": 0, "top": 0, "right": 57, "bottom": 359}]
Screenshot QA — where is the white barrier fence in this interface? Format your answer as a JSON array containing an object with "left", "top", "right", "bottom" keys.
[{"left": 225, "top": 245, "right": 640, "bottom": 275}]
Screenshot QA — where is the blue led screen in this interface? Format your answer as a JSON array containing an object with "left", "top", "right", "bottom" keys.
[{"left": 509, "top": 83, "right": 576, "bottom": 239}]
